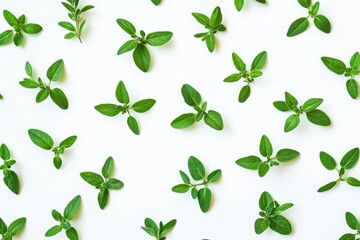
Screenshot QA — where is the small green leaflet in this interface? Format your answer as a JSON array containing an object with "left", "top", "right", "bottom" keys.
[
  {"left": 151, "top": 0, "right": 162, "bottom": 6},
  {"left": 0, "top": 144, "right": 21, "bottom": 195},
  {"left": 141, "top": 218, "right": 177, "bottom": 239}
]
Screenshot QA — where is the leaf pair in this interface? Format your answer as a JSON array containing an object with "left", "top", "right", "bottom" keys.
[
  {"left": 339, "top": 212, "right": 360, "bottom": 240},
  {"left": 95, "top": 80, "right": 156, "bottom": 135},
  {"left": 117, "top": 18, "right": 173, "bottom": 72},
  {"left": 318, "top": 148, "right": 360, "bottom": 192},
  {"left": 273, "top": 92, "right": 331, "bottom": 132},
  {"left": 80, "top": 157, "right": 124, "bottom": 209},
  {"left": 28, "top": 129, "right": 77, "bottom": 169},
  {"left": 0, "top": 10, "right": 42, "bottom": 47},
  {"left": 141, "top": 218, "right": 176, "bottom": 240},
  {"left": 236, "top": 135, "right": 300, "bottom": 177},
  {"left": 0, "top": 144, "right": 20, "bottom": 195},
  {"left": 19, "top": 60, "right": 69, "bottom": 110},
  {"left": 0, "top": 217, "right": 26, "bottom": 240},
  {"left": 59, "top": 0, "right": 94, "bottom": 43},
  {"left": 171, "top": 84, "right": 224, "bottom": 131},
  {"left": 192, "top": 6, "right": 226, "bottom": 53},
  {"left": 287, "top": 0, "right": 331, "bottom": 37},
  {"left": 224, "top": 51, "right": 267, "bottom": 103},
  {"left": 321, "top": 52, "right": 360, "bottom": 99},
  {"left": 255, "top": 192, "right": 293, "bottom": 235},
  {"left": 234, "top": 0, "right": 266, "bottom": 12},
  {"left": 172, "top": 156, "right": 221, "bottom": 213},
  {"left": 45, "top": 195, "right": 81, "bottom": 240}
]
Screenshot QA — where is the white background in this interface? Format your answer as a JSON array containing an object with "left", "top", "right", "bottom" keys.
[{"left": 1, "top": 0, "right": 360, "bottom": 239}]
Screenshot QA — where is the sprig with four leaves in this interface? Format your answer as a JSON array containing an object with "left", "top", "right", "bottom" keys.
[
  {"left": 0, "top": 144, "right": 20, "bottom": 195},
  {"left": 0, "top": 217, "right": 26, "bottom": 240},
  {"left": 117, "top": 18, "right": 173, "bottom": 72},
  {"left": 287, "top": 0, "right": 331, "bottom": 37},
  {"left": 318, "top": 148, "right": 360, "bottom": 192},
  {"left": 95, "top": 80, "right": 156, "bottom": 135},
  {"left": 339, "top": 212, "right": 360, "bottom": 240},
  {"left": 59, "top": 0, "right": 94, "bottom": 43},
  {"left": 171, "top": 84, "right": 224, "bottom": 131},
  {"left": 45, "top": 195, "right": 81, "bottom": 240},
  {"left": 192, "top": 6, "right": 226, "bottom": 53},
  {"left": 321, "top": 52, "right": 360, "bottom": 99},
  {"left": 19, "top": 59, "right": 69, "bottom": 110},
  {"left": 236, "top": 135, "right": 300, "bottom": 177},
  {"left": 0, "top": 10, "right": 42, "bottom": 47},
  {"left": 172, "top": 156, "right": 221, "bottom": 213},
  {"left": 273, "top": 92, "right": 331, "bottom": 132},
  {"left": 224, "top": 51, "right": 267, "bottom": 103},
  {"left": 234, "top": 0, "right": 266, "bottom": 12},
  {"left": 28, "top": 129, "right": 77, "bottom": 169},
  {"left": 141, "top": 218, "right": 177, "bottom": 240},
  {"left": 80, "top": 157, "right": 124, "bottom": 209},
  {"left": 255, "top": 191, "right": 293, "bottom": 235}
]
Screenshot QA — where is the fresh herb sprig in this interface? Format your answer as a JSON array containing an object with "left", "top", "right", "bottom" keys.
[
  {"left": 287, "top": 0, "right": 331, "bottom": 37},
  {"left": 318, "top": 148, "right": 360, "bottom": 192},
  {"left": 234, "top": 0, "right": 266, "bottom": 12},
  {"left": 224, "top": 51, "right": 267, "bottom": 102},
  {"left": 0, "top": 144, "right": 20, "bottom": 195},
  {"left": 321, "top": 52, "right": 360, "bottom": 99},
  {"left": 45, "top": 195, "right": 81, "bottom": 240},
  {"left": 192, "top": 6, "right": 226, "bottom": 53},
  {"left": 0, "top": 10, "right": 42, "bottom": 47},
  {"left": 95, "top": 80, "right": 156, "bottom": 135},
  {"left": 141, "top": 218, "right": 177, "bottom": 240},
  {"left": 80, "top": 157, "right": 124, "bottom": 209},
  {"left": 28, "top": 129, "right": 77, "bottom": 169},
  {"left": 255, "top": 191, "right": 293, "bottom": 235},
  {"left": 339, "top": 212, "right": 360, "bottom": 240},
  {"left": 172, "top": 156, "right": 221, "bottom": 213},
  {"left": 59, "top": 0, "right": 94, "bottom": 43},
  {"left": 273, "top": 92, "right": 331, "bottom": 132},
  {"left": 236, "top": 135, "right": 300, "bottom": 177},
  {"left": 116, "top": 19, "right": 173, "bottom": 72},
  {"left": 171, "top": 84, "right": 224, "bottom": 131},
  {"left": 151, "top": 0, "right": 161, "bottom": 5},
  {"left": 0, "top": 217, "right": 26, "bottom": 240},
  {"left": 19, "top": 60, "right": 69, "bottom": 110}
]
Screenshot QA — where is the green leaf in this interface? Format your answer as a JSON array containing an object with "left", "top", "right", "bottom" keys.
[
  {"left": 0, "top": 30, "right": 14, "bottom": 45},
  {"left": 13, "top": 32, "right": 24, "bottom": 46},
  {"left": 3, "top": 10, "right": 17, "bottom": 27},
  {"left": 192, "top": 13, "right": 210, "bottom": 27},
  {"left": 0, "top": 218, "right": 6, "bottom": 235},
  {"left": 98, "top": 188, "right": 109, "bottom": 209},
  {"left": 53, "top": 156, "right": 62, "bottom": 169},
  {"left": 317, "top": 181, "right": 337, "bottom": 192},
  {"left": 207, "top": 169, "right": 221, "bottom": 183},
  {"left": 345, "top": 212, "right": 360, "bottom": 230},
  {"left": 133, "top": 44, "right": 151, "bottom": 72},
  {"left": 28, "top": 129, "right": 54, "bottom": 150},
  {"left": 258, "top": 162, "right": 270, "bottom": 177},
  {"left": 232, "top": 52, "right": 246, "bottom": 72},
  {"left": 206, "top": 32, "right": 215, "bottom": 53},
  {"left": 102, "top": 157, "right": 114, "bottom": 179},
  {"left": 59, "top": 136, "right": 77, "bottom": 148},
  {"left": 350, "top": 52, "right": 360, "bottom": 69},
  {"left": 276, "top": 149, "right": 300, "bottom": 162},
  {"left": 131, "top": 99, "right": 156, "bottom": 113},
  {"left": 284, "top": 114, "right": 300, "bottom": 132},
  {"left": 287, "top": 17, "right": 309, "bottom": 37},
  {"left": 58, "top": 21, "right": 75, "bottom": 31},
  {"left": 297, "top": 0, "right": 311, "bottom": 8},
  {"left": 188, "top": 156, "right": 205, "bottom": 181},
  {"left": 8, "top": 217, "right": 26, "bottom": 235},
  {"left": 0, "top": 144, "right": 10, "bottom": 160},
  {"left": 210, "top": 6, "right": 222, "bottom": 28},
  {"left": 19, "top": 80, "right": 39, "bottom": 89},
  {"left": 106, "top": 178, "right": 124, "bottom": 190},
  {"left": 250, "top": 69, "right": 263, "bottom": 78},
  {"left": 269, "top": 215, "right": 292, "bottom": 235},
  {"left": 51, "top": 210, "right": 62, "bottom": 221},
  {"left": 234, "top": 0, "right": 245, "bottom": 11},
  {"left": 36, "top": 89, "right": 50, "bottom": 103},
  {"left": 255, "top": 218, "right": 269, "bottom": 234},
  {"left": 346, "top": 79, "right": 358, "bottom": 99},
  {"left": 115, "top": 80, "right": 130, "bottom": 104},
  {"left": 65, "top": 227, "right": 78, "bottom": 240},
  {"left": 340, "top": 148, "right": 359, "bottom": 169},
  {"left": 64, "top": 33, "right": 76, "bottom": 39},
  {"left": 80, "top": 5, "right": 94, "bottom": 13},
  {"left": 321, "top": 57, "right": 346, "bottom": 75},
  {"left": 311, "top": 2, "right": 320, "bottom": 15},
  {"left": 4, "top": 170, "right": 20, "bottom": 194},
  {"left": 238, "top": 85, "right": 251, "bottom": 103},
  {"left": 25, "top": 61, "right": 32, "bottom": 77},
  {"left": 64, "top": 195, "right": 81, "bottom": 220},
  {"left": 117, "top": 40, "right": 137, "bottom": 55},
  {"left": 191, "top": 188, "right": 198, "bottom": 199},
  {"left": 127, "top": 116, "right": 140, "bottom": 135},
  {"left": 302, "top": 98, "right": 323, "bottom": 112},
  {"left": 339, "top": 233, "right": 356, "bottom": 240},
  {"left": 259, "top": 135, "right": 272, "bottom": 157},
  {"left": 198, "top": 187, "right": 211, "bottom": 213},
  {"left": 95, "top": 104, "right": 122, "bottom": 117},
  {"left": 306, "top": 110, "right": 331, "bottom": 126},
  {"left": 224, "top": 73, "right": 241, "bottom": 82},
  {"left": 319, "top": 151, "right": 337, "bottom": 170},
  {"left": 276, "top": 203, "right": 294, "bottom": 212},
  {"left": 80, "top": 172, "right": 104, "bottom": 186},
  {"left": 171, "top": 113, "right": 196, "bottom": 129},
  {"left": 47, "top": 59, "right": 64, "bottom": 81},
  {"left": 251, "top": 51, "right": 267, "bottom": 70},
  {"left": 179, "top": 171, "right": 190, "bottom": 184},
  {"left": 181, "top": 84, "right": 201, "bottom": 107},
  {"left": 346, "top": 177, "right": 360, "bottom": 187},
  {"left": 22, "top": 23, "right": 42, "bottom": 34},
  {"left": 314, "top": 15, "right": 331, "bottom": 34},
  {"left": 204, "top": 110, "right": 223, "bottom": 130},
  {"left": 259, "top": 191, "right": 273, "bottom": 211},
  {"left": 285, "top": 92, "right": 298, "bottom": 108},
  {"left": 160, "top": 219, "right": 177, "bottom": 237},
  {"left": 45, "top": 225, "right": 62, "bottom": 237},
  {"left": 151, "top": 0, "right": 162, "bottom": 5},
  {"left": 273, "top": 101, "right": 289, "bottom": 112},
  {"left": 116, "top": 18, "right": 136, "bottom": 35},
  {"left": 172, "top": 184, "right": 190, "bottom": 193},
  {"left": 146, "top": 31, "right": 173, "bottom": 46},
  {"left": 144, "top": 218, "right": 158, "bottom": 233},
  {"left": 50, "top": 88, "right": 69, "bottom": 110},
  {"left": 236, "top": 156, "right": 262, "bottom": 170}
]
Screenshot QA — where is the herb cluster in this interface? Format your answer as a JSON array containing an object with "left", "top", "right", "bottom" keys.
[
  {"left": 0, "top": 144, "right": 20, "bottom": 195},
  {"left": 0, "top": 217, "right": 26, "bottom": 240},
  {"left": 141, "top": 218, "right": 177, "bottom": 240},
  {"left": 340, "top": 212, "right": 360, "bottom": 240}
]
